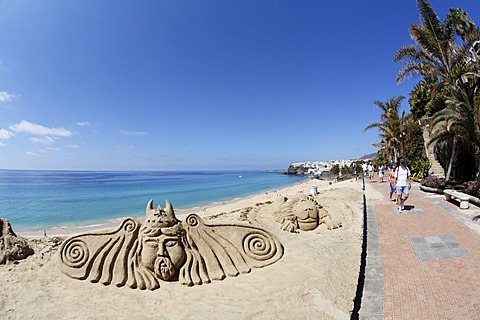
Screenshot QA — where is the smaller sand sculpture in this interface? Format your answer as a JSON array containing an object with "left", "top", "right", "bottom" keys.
[
  {"left": 270, "top": 195, "right": 342, "bottom": 233},
  {"left": 58, "top": 199, "right": 284, "bottom": 290},
  {"left": 0, "top": 218, "right": 34, "bottom": 264}
]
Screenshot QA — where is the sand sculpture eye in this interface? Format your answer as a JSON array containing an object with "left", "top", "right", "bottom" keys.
[
  {"left": 145, "top": 240, "right": 158, "bottom": 248},
  {"left": 165, "top": 240, "right": 177, "bottom": 247}
]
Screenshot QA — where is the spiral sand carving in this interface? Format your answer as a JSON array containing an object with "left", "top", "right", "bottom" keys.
[{"left": 58, "top": 200, "right": 283, "bottom": 290}]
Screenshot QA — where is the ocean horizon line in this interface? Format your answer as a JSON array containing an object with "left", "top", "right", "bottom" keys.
[{"left": 0, "top": 168, "right": 288, "bottom": 173}]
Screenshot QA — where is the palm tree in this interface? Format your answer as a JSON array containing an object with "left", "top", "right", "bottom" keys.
[
  {"left": 395, "top": 0, "right": 480, "bottom": 180},
  {"left": 408, "top": 76, "right": 442, "bottom": 120},
  {"left": 394, "top": 0, "right": 471, "bottom": 87},
  {"left": 408, "top": 77, "right": 448, "bottom": 174},
  {"left": 364, "top": 96, "right": 407, "bottom": 162},
  {"left": 430, "top": 73, "right": 480, "bottom": 180}
]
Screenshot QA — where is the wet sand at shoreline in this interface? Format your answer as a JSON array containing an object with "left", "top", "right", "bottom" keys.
[{"left": 20, "top": 180, "right": 311, "bottom": 237}]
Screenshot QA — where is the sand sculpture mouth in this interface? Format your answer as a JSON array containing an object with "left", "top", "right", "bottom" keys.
[{"left": 57, "top": 199, "right": 284, "bottom": 290}]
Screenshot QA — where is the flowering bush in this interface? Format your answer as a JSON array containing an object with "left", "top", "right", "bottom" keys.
[
  {"left": 421, "top": 175, "right": 480, "bottom": 197},
  {"left": 420, "top": 175, "right": 446, "bottom": 189},
  {"left": 463, "top": 181, "right": 480, "bottom": 198}
]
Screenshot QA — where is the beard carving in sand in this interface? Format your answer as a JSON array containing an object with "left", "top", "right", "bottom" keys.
[
  {"left": 57, "top": 199, "right": 283, "bottom": 290},
  {"left": 270, "top": 195, "right": 342, "bottom": 233}
]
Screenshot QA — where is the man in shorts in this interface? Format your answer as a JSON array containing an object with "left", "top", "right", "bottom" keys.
[{"left": 395, "top": 158, "right": 411, "bottom": 213}]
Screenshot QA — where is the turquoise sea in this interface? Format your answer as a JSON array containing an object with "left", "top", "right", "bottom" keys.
[{"left": 0, "top": 170, "right": 306, "bottom": 232}]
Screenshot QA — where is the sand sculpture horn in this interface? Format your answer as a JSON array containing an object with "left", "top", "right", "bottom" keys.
[{"left": 57, "top": 199, "right": 283, "bottom": 290}]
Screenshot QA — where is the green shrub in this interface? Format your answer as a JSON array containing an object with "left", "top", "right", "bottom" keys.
[
  {"left": 410, "top": 159, "right": 431, "bottom": 181},
  {"left": 330, "top": 164, "right": 340, "bottom": 175}
]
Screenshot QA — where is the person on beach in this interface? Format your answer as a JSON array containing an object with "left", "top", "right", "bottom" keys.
[
  {"left": 389, "top": 163, "right": 397, "bottom": 202},
  {"left": 395, "top": 158, "right": 411, "bottom": 213}
]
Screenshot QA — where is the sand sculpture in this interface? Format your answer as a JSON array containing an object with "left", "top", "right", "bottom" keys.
[
  {"left": 270, "top": 195, "right": 342, "bottom": 233},
  {"left": 58, "top": 199, "right": 283, "bottom": 290},
  {"left": 0, "top": 218, "right": 34, "bottom": 264}
]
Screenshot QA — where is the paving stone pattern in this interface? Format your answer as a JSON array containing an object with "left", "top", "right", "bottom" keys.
[
  {"left": 410, "top": 235, "right": 467, "bottom": 261},
  {"left": 367, "top": 181, "right": 480, "bottom": 319},
  {"left": 392, "top": 205, "right": 425, "bottom": 214}
]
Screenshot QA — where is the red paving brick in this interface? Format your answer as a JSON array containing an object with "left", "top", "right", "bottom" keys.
[{"left": 368, "top": 181, "right": 480, "bottom": 320}]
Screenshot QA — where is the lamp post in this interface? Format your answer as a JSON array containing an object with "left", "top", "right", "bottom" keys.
[{"left": 401, "top": 131, "right": 406, "bottom": 160}]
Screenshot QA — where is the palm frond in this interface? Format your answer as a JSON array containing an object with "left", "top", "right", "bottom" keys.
[{"left": 417, "top": 0, "right": 443, "bottom": 39}]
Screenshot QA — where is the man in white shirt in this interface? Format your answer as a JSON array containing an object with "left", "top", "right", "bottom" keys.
[
  {"left": 395, "top": 158, "right": 411, "bottom": 213},
  {"left": 362, "top": 162, "right": 367, "bottom": 178},
  {"left": 367, "top": 163, "right": 374, "bottom": 181}
]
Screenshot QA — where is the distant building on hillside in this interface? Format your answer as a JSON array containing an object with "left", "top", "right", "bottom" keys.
[{"left": 287, "top": 159, "right": 357, "bottom": 176}]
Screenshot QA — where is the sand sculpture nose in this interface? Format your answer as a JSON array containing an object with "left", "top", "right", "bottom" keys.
[{"left": 157, "top": 243, "right": 167, "bottom": 257}]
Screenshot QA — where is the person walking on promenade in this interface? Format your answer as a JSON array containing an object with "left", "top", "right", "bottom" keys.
[
  {"left": 368, "top": 162, "right": 374, "bottom": 182},
  {"left": 353, "top": 162, "right": 358, "bottom": 181},
  {"left": 378, "top": 164, "right": 384, "bottom": 183},
  {"left": 395, "top": 158, "right": 411, "bottom": 213},
  {"left": 362, "top": 162, "right": 367, "bottom": 179},
  {"left": 389, "top": 163, "right": 397, "bottom": 202}
]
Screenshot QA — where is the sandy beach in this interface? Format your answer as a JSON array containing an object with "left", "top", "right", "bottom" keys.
[{"left": 0, "top": 178, "right": 383, "bottom": 319}]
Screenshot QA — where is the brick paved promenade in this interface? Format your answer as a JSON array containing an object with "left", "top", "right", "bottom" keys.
[{"left": 361, "top": 180, "right": 480, "bottom": 320}]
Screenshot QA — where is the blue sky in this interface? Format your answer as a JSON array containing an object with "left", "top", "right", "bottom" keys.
[{"left": 0, "top": 0, "right": 478, "bottom": 170}]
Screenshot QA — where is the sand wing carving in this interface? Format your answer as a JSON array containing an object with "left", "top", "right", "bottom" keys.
[{"left": 58, "top": 199, "right": 283, "bottom": 290}]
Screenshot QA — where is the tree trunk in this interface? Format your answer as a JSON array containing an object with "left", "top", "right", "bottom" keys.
[
  {"left": 446, "top": 136, "right": 456, "bottom": 181},
  {"left": 422, "top": 123, "right": 431, "bottom": 160}
]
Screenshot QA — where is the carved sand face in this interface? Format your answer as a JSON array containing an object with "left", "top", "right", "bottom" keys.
[
  {"left": 58, "top": 200, "right": 284, "bottom": 290},
  {"left": 293, "top": 198, "right": 319, "bottom": 231},
  {"left": 140, "top": 233, "right": 186, "bottom": 281}
]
